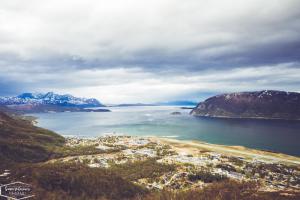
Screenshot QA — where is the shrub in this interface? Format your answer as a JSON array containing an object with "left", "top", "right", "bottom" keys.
[
  {"left": 10, "top": 162, "right": 146, "bottom": 200},
  {"left": 110, "top": 158, "right": 176, "bottom": 181},
  {"left": 188, "top": 170, "right": 228, "bottom": 183}
]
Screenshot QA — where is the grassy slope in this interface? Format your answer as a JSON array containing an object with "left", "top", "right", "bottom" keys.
[
  {"left": 8, "top": 162, "right": 146, "bottom": 200},
  {"left": 0, "top": 111, "right": 65, "bottom": 165},
  {"left": 0, "top": 111, "right": 147, "bottom": 200}
]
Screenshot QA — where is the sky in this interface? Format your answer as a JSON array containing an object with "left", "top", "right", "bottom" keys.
[{"left": 0, "top": 0, "right": 300, "bottom": 104}]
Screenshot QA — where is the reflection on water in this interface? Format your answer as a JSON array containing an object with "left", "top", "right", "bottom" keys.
[{"left": 32, "top": 106, "right": 300, "bottom": 156}]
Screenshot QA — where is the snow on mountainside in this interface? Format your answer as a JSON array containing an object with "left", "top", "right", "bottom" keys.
[{"left": 0, "top": 92, "right": 104, "bottom": 107}]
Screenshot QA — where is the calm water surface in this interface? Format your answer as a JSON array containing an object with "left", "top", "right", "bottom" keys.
[{"left": 32, "top": 106, "right": 300, "bottom": 156}]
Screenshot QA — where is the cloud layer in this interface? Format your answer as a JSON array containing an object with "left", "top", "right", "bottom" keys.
[{"left": 0, "top": 0, "right": 299, "bottom": 103}]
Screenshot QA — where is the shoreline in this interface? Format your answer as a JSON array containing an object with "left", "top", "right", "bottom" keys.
[
  {"left": 48, "top": 134, "right": 300, "bottom": 192},
  {"left": 27, "top": 114, "right": 300, "bottom": 165},
  {"left": 63, "top": 134, "right": 300, "bottom": 166},
  {"left": 59, "top": 133, "right": 300, "bottom": 164},
  {"left": 152, "top": 136, "right": 300, "bottom": 166},
  {"left": 27, "top": 113, "right": 300, "bottom": 158}
]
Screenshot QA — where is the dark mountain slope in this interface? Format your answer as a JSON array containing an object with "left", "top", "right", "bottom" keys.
[
  {"left": 191, "top": 90, "right": 300, "bottom": 120},
  {"left": 0, "top": 111, "right": 146, "bottom": 199},
  {"left": 0, "top": 111, "right": 65, "bottom": 164}
]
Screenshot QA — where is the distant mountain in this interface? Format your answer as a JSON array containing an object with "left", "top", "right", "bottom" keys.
[
  {"left": 109, "top": 101, "right": 197, "bottom": 107},
  {"left": 191, "top": 90, "right": 300, "bottom": 120},
  {"left": 158, "top": 100, "right": 197, "bottom": 106},
  {"left": 0, "top": 92, "right": 104, "bottom": 107},
  {"left": 0, "top": 92, "right": 109, "bottom": 113},
  {"left": 112, "top": 103, "right": 157, "bottom": 107}
]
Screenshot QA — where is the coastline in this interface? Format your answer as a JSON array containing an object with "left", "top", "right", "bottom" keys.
[
  {"left": 48, "top": 134, "right": 300, "bottom": 192},
  {"left": 58, "top": 133, "right": 300, "bottom": 166},
  {"left": 25, "top": 113, "right": 300, "bottom": 166},
  {"left": 27, "top": 111, "right": 300, "bottom": 157},
  {"left": 152, "top": 136, "right": 300, "bottom": 166},
  {"left": 58, "top": 133, "right": 300, "bottom": 165}
]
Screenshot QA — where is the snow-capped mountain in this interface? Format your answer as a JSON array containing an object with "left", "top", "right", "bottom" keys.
[{"left": 0, "top": 92, "right": 104, "bottom": 107}]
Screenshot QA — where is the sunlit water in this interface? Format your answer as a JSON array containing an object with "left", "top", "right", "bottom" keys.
[{"left": 32, "top": 106, "right": 300, "bottom": 156}]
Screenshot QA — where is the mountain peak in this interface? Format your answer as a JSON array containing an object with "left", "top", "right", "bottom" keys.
[
  {"left": 1, "top": 92, "right": 104, "bottom": 107},
  {"left": 17, "top": 93, "right": 35, "bottom": 99}
]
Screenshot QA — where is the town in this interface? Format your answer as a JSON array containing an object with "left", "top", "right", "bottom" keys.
[{"left": 49, "top": 135, "right": 300, "bottom": 192}]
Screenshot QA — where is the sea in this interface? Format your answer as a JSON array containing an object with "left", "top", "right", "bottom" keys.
[{"left": 31, "top": 106, "right": 300, "bottom": 156}]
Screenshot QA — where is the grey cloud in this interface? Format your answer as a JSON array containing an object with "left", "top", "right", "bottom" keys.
[
  {"left": 0, "top": 0, "right": 299, "bottom": 71},
  {"left": 0, "top": 78, "right": 29, "bottom": 96},
  {"left": 0, "top": 0, "right": 300, "bottom": 102}
]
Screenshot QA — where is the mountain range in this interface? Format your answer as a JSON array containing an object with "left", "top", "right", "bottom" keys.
[
  {"left": 191, "top": 90, "right": 300, "bottom": 120},
  {"left": 0, "top": 92, "right": 109, "bottom": 113},
  {"left": 0, "top": 92, "right": 104, "bottom": 107}
]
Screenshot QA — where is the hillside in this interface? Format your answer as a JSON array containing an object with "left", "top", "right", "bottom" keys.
[
  {"left": 191, "top": 90, "right": 300, "bottom": 120},
  {"left": 0, "top": 111, "right": 65, "bottom": 164},
  {"left": 0, "top": 111, "right": 146, "bottom": 199}
]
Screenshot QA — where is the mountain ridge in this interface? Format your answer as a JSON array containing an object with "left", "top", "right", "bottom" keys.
[
  {"left": 0, "top": 92, "right": 110, "bottom": 113},
  {"left": 0, "top": 92, "right": 104, "bottom": 107},
  {"left": 191, "top": 90, "right": 300, "bottom": 120}
]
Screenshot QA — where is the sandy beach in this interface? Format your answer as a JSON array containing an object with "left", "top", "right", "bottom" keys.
[{"left": 153, "top": 137, "right": 300, "bottom": 166}]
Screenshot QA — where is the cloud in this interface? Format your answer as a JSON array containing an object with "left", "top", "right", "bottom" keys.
[
  {"left": 0, "top": 62, "right": 299, "bottom": 103},
  {"left": 0, "top": 0, "right": 300, "bottom": 69},
  {"left": 0, "top": 0, "right": 299, "bottom": 102}
]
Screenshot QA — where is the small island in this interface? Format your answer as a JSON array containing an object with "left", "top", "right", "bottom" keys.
[{"left": 171, "top": 111, "right": 181, "bottom": 115}]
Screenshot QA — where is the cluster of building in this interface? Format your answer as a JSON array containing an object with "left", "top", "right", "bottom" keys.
[{"left": 63, "top": 135, "right": 300, "bottom": 192}]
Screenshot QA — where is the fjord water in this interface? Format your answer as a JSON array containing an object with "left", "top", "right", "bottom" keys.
[{"left": 32, "top": 106, "right": 300, "bottom": 156}]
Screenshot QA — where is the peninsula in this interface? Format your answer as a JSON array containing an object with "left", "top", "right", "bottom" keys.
[{"left": 191, "top": 90, "right": 300, "bottom": 120}]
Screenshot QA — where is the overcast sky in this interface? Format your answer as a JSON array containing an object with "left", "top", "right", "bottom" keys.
[{"left": 0, "top": 0, "right": 300, "bottom": 103}]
